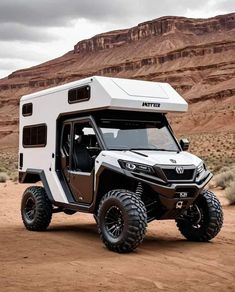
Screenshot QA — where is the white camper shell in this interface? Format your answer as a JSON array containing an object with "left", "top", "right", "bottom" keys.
[
  {"left": 19, "top": 76, "right": 223, "bottom": 253},
  {"left": 19, "top": 76, "right": 188, "bottom": 203},
  {"left": 20, "top": 75, "right": 188, "bottom": 113}
]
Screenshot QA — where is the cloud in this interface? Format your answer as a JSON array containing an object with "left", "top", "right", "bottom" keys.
[
  {"left": 0, "top": 58, "right": 36, "bottom": 71},
  {"left": 0, "top": 0, "right": 233, "bottom": 28},
  {"left": 0, "top": 0, "right": 127, "bottom": 27},
  {"left": 214, "top": 0, "right": 235, "bottom": 12},
  {"left": 0, "top": 23, "right": 54, "bottom": 42},
  {"left": 0, "top": 41, "right": 49, "bottom": 61}
]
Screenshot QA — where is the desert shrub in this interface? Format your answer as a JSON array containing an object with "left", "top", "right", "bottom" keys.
[
  {"left": 213, "top": 171, "right": 235, "bottom": 189},
  {"left": 0, "top": 172, "right": 8, "bottom": 183},
  {"left": 10, "top": 172, "right": 18, "bottom": 182},
  {"left": 0, "top": 166, "right": 7, "bottom": 173},
  {"left": 218, "top": 166, "right": 230, "bottom": 173},
  {"left": 213, "top": 165, "right": 222, "bottom": 173},
  {"left": 225, "top": 181, "right": 235, "bottom": 205}
]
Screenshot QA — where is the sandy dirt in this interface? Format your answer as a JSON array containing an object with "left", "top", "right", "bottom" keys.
[{"left": 0, "top": 182, "right": 234, "bottom": 292}]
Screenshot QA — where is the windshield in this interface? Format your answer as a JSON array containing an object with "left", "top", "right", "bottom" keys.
[{"left": 97, "top": 119, "right": 179, "bottom": 151}]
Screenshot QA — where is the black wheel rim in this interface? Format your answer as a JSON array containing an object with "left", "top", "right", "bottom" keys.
[
  {"left": 104, "top": 206, "right": 124, "bottom": 238},
  {"left": 24, "top": 197, "right": 36, "bottom": 221}
]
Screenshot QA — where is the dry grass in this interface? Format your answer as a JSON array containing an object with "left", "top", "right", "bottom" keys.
[
  {"left": 210, "top": 163, "right": 235, "bottom": 205},
  {"left": 213, "top": 170, "right": 235, "bottom": 189},
  {"left": 225, "top": 181, "right": 235, "bottom": 205},
  {"left": 0, "top": 172, "right": 8, "bottom": 183},
  {"left": 0, "top": 147, "right": 18, "bottom": 182},
  {"left": 9, "top": 172, "right": 18, "bottom": 182}
]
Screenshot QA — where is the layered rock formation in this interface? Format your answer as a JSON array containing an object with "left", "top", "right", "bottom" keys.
[
  {"left": 74, "top": 14, "right": 235, "bottom": 53},
  {"left": 0, "top": 13, "right": 234, "bottom": 149}
]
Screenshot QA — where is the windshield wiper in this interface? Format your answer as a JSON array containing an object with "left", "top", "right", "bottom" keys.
[
  {"left": 107, "top": 147, "right": 148, "bottom": 156},
  {"left": 128, "top": 147, "right": 178, "bottom": 152},
  {"left": 128, "top": 149, "right": 148, "bottom": 157},
  {"left": 128, "top": 148, "right": 176, "bottom": 156},
  {"left": 108, "top": 146, "right": 178, "bottom": 153},
  {"left": 146, "top": 148, "right": 179, "bottom": 152}
]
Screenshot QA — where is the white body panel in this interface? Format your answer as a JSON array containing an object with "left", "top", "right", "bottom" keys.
[
  {"left": 94, "top": 150, "right": 202, "bottom": 193},
  {"left": 96, "top": 150, "right": 202, "bottom": 169},
  {"left": 19, "top": 76, "right": 189, "bottom": 204}
]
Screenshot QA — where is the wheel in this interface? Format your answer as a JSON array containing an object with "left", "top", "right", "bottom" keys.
[
  {"left": 97, "top": 189, "right": 147, "bottom": 253},
  {"left": 21, "top": 186, "right": 52, "bottom": 231},
  {"left": 176, "top": 190, "right": 223, "bottom": 241}
]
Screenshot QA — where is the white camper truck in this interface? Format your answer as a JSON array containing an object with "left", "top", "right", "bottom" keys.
[{"left": 19, "top": 76, "right": 223, "bottom": 253}]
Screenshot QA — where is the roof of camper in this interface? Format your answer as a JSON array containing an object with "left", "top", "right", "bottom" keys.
[{"left": 21, "top": 76, "right": 188, "bottom": 113}]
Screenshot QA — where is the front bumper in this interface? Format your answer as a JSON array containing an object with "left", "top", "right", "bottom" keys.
[{"left": 124, "top": 169, "right": 213, "bottom": 219}]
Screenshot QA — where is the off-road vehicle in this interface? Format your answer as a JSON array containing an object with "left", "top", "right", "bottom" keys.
[{"left": 19, "top": 76, "right": 223, "bottom": 253}]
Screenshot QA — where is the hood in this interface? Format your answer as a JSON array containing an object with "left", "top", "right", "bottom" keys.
[{"left": 103, "top": 150, "right": 202, "bottom": 167}]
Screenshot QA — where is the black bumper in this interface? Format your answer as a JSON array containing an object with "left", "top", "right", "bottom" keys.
[{"left": 126, "top": 170, "right": 213, "bottom": 219}]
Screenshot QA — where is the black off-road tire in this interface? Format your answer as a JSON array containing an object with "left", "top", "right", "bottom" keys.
[
  {"left": 97, "top": 189, "right": 147, "bottom": 253},
  {"left": 21, "top": 186, "right": 52, "bottom": 231},
  {"left": 176, "top": 190, "right": 223, "bottom": 241}
]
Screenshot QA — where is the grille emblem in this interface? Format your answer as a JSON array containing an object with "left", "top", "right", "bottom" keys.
[
  {"left": 170, "top": 159, "right": 176, "bottom": 163},
  {"left": 175, "top": 166, "right": 184, "bottom": 174}
]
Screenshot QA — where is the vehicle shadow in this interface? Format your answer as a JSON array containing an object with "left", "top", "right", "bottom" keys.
[
  {"left": 48, "top": 222, "right": 98, "bottom": 237},
  {"left": 47, "top": 222, "right": 210, "bottom": 251},
  {"left": 142, "top": 234, "right": 211, "bottom": 250}
]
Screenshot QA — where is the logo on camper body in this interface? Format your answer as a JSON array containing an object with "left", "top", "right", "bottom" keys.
[
  {"left": 142, "top": 102, "right": 160, "bottom": 108},
  {"left": 175, "top": 166, "right": 184, "bottom": 174}
]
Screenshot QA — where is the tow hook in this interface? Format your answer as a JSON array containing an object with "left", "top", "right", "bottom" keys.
[{"left": 176, "top": 201, "right": 183, "bottom": 209}]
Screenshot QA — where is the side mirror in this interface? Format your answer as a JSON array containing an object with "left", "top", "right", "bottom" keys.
[{"left": 179, "top": 138, "right": 190, "bottom": 151}]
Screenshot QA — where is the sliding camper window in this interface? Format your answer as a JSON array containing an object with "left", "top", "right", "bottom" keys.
[
  {"left": 68, "top": 86, "right": 90, "bottom": 104},
  {"left": 22, "top": 103, "right": 33, "bottom": 116},
  {"left": 23, "top": 124, "right": 47, "bottom": 147}
]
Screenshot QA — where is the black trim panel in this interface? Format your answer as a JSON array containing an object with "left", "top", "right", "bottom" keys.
[
  {"left": 19, "top": 169, "right": 90, "bottom": 211},
  {"left": 19, "top": 153, "right": 23, "bottom": 169},
  {"left": 19, "top": 169, "right": 54, "bottom": 202}
]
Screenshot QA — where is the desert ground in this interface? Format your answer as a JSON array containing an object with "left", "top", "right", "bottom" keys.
[{"left": 0, "top": 181, "right": 234, "bottom": 292}]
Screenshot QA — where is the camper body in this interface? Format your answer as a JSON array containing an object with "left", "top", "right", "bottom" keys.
[{"left": 19, "top": 76, "right": 223, "bottom": 253}]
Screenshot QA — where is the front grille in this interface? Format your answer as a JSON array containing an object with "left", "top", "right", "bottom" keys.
[{"left": 162, "top": 168, "right": 195, "bottom": 181}]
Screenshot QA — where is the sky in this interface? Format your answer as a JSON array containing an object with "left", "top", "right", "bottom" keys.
[{"left": 0, "top": 0, "right": 234, "bottom": 78}]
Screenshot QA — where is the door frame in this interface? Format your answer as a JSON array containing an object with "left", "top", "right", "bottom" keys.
[{"left": 59, "top": 115, "right": 105, "bottom": 204}]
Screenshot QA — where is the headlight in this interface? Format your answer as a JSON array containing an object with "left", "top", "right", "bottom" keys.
[
  {"left": 197, "top": 162, "right": 206, "bottom": 174},
  {"left": 118, "top": 160, "right": 154, "bottom": 174}
]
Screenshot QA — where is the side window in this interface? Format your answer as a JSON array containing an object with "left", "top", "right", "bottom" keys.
[
  {"left": 23, "top": 124, "right": 47, "bottom": 147},
  {"left": 68, "top": 86, "right": 90, "bottom": 104},
  {"left": 22, "top": 103, "right": 33, "bottom": 116},
  {"left": 71, "top": 121, "right": 100, "bottom": 172}
]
